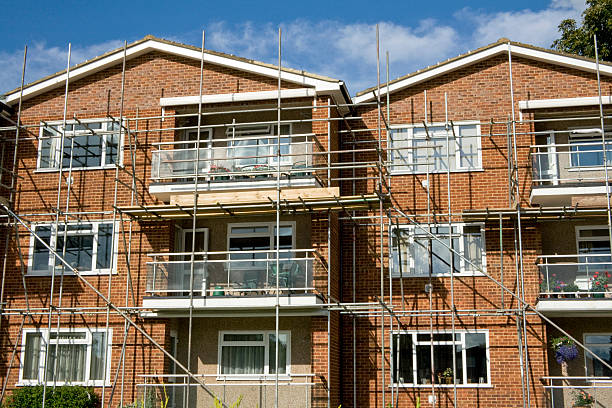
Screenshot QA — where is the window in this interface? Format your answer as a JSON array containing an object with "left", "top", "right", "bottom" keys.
[
  {"left": 391, "top": 224, "right": 485, "bottom": 276},
  {"left": 392, "top": 331, "right": 489, "bottom": 386},
  {"left": 576, "top": 226, "right": 612, "bottom": 271},
  {"left": 218, "top": 331, "right": 290, "bottom": 376},
  {"left": 569, "top": 130, "right": 612, "bottom": 168},
  {"left": 29, "top": 222, "right": 115, "bottom": 275},
  {"left": 20, "top": 328, "right": 111, "bottom": 385},
  {"left": 227, "top": 124, "right": 291, "bottom": 168},
  {"left": 389, "top": 122, "right": 481, "bottom": 173},
  {"left": 38, "top": 120, "right": 122, "bottom": 170},
  {"left": 584, "top": 334, "right": 612, "bottom": 377},
  {"left": 228, "top": 222, "right": 295, "bottom": 265}
]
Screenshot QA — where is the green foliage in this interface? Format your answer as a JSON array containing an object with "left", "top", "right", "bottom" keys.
[
  {"left": 551, "top": 335, "right": 575, "bottom": 351},
  {"left": 573, "top": 390, "right": 595, "bottom": 406},
  {"left": 552, "top": 0, "right": 612, "bottom": 61},
  {"left": 212, "top": 395, "right": 243, "bottom": 408},
  {"left": 3, "top": 386, "right": 99, "bottom": 408}
]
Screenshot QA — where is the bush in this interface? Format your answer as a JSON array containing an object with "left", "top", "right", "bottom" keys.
[{"left": 3, "top": 385, "right": 100, "bottom": 408}]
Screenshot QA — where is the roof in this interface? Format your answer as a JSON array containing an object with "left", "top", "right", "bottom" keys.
[
  {"left": 3, "top": 35, "right": 349, "bottom": 106},
  {"left": 353, "top": 38, "right": 612, "bottom": 104}
]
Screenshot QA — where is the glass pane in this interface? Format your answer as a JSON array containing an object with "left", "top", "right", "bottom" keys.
[
  {"left": 570, "top": 140, "right": 612, "bottom": 167},
  {"left": 96, "top": 224, "right": 113, "bottom": 269},
  {"left": 393, "top": 334, "right": 413, "bottom": 383},
  {"left": 231, "top": 226, "right": 269, "bottom": 235},
  {"left": 47, "top": 344, "right": 87, "bottom": 382},
  {"left": 223, "top": 333, "right": 264, "bottom": 342},
  {"left": 220, "top": 346, "right": 264, "bottom": 375},
  {"left": 458, "top": 125, "right": 480, "bottom": 169},
  {"left": 63, "top": 135, "right": 103, "bottom": 168},
  {"left": 579, "top": 229, "right": 609, "bottom": 238},
  {"left": 464, "top": 226, "right": 483, "bottom": 271},
  {"left": 465, "top": 333, "right": 488, "bottom": 384},
  {"left": 585, "top": 335, "right": 612, "bottom": 343},
  {"left": 586, "top": 344, "right": 612, "bottom": 376},
  {"left": 49, "top": 332, "right": 86, "bottom": 340},
  {"left": 56, "top": 234, "right": 94, "bottom": 271},
  {"left": 39, "top": 136, "right": 58, "bottom": 169},
  {"left": 89, "top": 332, "right": 106, "bottom": 380},
  {"left": 268, "top": 333, "right": 288, "bottom": 374},
  {"left": 23, "top": 333, "right": 42, "bottom": 380},
  {"left": 390, "top": 128, "right": 411, "bottom": 173},
  {"left": 33, "top": 226, "right": 51, "bottom": 272},
  {"left": 105, "top": 133, "right": 119, "bottom": 165}
]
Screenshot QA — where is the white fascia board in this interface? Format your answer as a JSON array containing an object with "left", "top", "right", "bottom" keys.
[
  {"left": 160, "top": 88, "right": 316, "bottom": 107},
  {"left": 354, "top": 43, "right": 612, "bottom": 104},
  {"left": 519, "top": 95, "right": 612, "bottom": 110},
  {"left": 5, "top": 39, "right": 342, "bottom": 104}
]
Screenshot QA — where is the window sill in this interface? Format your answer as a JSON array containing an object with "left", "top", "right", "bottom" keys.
[
  {"left": 216, "top": 375, "right": 292, "bottom": 381},
  {"left": 16, "top": 381, "right": 111, "bottom": 387},
  {"left": 391, "top": 272, "right": 486, "bottom": 278},
  {"left": 567, "top": 167, "right": 609, "bottom": 172},
  {"left": 27, "top": 270, "right": 118, "bottom": 277},
  {"left": 390, "top": 168, "right": 484, "bottom": 176},
  {"left": 34, "top": 165, "right": 120, "bottom": 173},
  {"left": 389, "top": 383, "right": 493, "bottom": 389}
]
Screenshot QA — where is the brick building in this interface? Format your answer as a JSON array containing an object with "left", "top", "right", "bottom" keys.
[{"left": 0, "top": 35, "right": 611, "bottom": 407}]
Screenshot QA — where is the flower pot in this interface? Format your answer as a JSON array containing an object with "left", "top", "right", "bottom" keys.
[
  {"left": 445, "top": 377, "right": 453, "bottom": 384},
  {"left": 593, "top": 292, "right": 605, "bottom": 298}
]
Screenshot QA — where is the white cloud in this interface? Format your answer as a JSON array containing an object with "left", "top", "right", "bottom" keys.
[
  {"left": 459, "top": 0, "right": 585, "bottom": 48},
  {"left": 0, "top": 40, "right": 123, "bottom": 94}
]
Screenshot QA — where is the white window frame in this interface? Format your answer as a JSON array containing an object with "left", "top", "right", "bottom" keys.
[
  {"left": 391, "top": 330, "right": 491, "bottom": 388},
  {"left": 27, "top": 220, "right": 119, "bottom": 276},
  {"left": 227, "top": 221, "right": 297, "bottom": 252},
  {"left": 217, "top": 330, "right": 291, "bottom": 379},
  {"left": 36, "top": 118, "right": 125, "bottom": 171},
  {"left": 575, "top": 225, "right": 610, "bottom": 253},
  {"left": 226, "top": 123, "right": 293, "bottom": 167},
  {"left": 583, "top": 332, "right": 612, "bottom": 377},
  {"left": 388, "top": 120, "right": 482, "bottom": 175},
  {"left": 18, "top": 327, "right": 112, "bottom": 386},
  {"left": 391, "top": 223, "right": 486, "bottom": 277},
  {"left": 567, "top": 127, "right": 612, "bottom": 171}
]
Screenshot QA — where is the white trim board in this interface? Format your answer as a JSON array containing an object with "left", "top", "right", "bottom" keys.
[
  {"left": 519, "top": 96, "right": 612, "bottom": 110},
  {"left": 354, "top": 42, "right": 612, "bottom": 104},
  {"left": 3, "top": 38, "right": 344, "bottom": 105},
  {"left": 160, "top": 88, "right": 316, "bottom": 107}
]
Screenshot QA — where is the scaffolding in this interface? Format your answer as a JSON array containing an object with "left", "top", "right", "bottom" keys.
[{"left": 0, "top": 30, "right": 611, "bottom": 408}]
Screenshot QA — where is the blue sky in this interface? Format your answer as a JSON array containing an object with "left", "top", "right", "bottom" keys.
[{"left": 0, "top": 0, "right": 586, "bottom": 96}]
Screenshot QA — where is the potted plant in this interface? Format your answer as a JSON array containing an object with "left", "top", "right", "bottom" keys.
[
  {"left": 442, "top": 368, "right": 453, "bottom": 384},
  {"left": 540, "top": 274, "right": 565, "bottom": 297},
  {"left": 563, "top": 282, "right": 580, "bottom": 298},
  {"left": 209, "top": 164, "right": 230, "bottom": 180},
  {"left": 572, "top": 390, "right": 594, "bottom": 407},
  {"left": 551, "top": 335, "right": 578, "bottom": 376},
  {"left": 590, "top": 271, "right": 609, "bottom": 298}
]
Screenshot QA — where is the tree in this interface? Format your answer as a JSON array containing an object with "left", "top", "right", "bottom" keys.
[{"left": 552, "top": 0, "right": 612, "bottom": 61}]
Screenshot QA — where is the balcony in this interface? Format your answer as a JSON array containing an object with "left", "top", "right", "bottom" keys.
[
  {"left": 143, "top": 249, "right": 326, "bottom": 313},
  {"left": 530, "top": 138, "right": 612, "bottom": 206},
  {"left": 542, "top": 376, "right": 612, "bottom": 407},
  {"left": 149, "top": 132, "right": 330, "bottom": 203},
  {"left": 536, "top": 254, "right": 612, "bottom": 316}
]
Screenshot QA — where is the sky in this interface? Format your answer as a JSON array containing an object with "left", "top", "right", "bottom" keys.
[{"left": 0, "top": 0, "right": 587, "bottom": 97}]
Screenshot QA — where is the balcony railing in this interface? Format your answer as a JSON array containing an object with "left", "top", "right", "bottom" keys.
[
  {"left": 145, "top": 249, "right": 323, "bottom": 297},
  {"left": 537, "top": 254, "right": 612, "bottom": 298},
  {"left": 531, "top": 140, "right": 612, "bottom": 187},
  {"left": 150, "top": 134, "right": 325, "bottom": 183},
  {"left": 542, "top": 376, "right": 612, "bottom": 408}
]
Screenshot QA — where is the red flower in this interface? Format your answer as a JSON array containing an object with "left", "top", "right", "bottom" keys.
[
  {"left": 606, "top": 284, "right": 609, "bottom": 288},
  {"left": 552, "top": 273, "right": 557, "bottom": 277},
  {"left": 594, "top": 272, "right": 599, "bottom": 276},
  {"left": 607, "top": 272, "right": 611, "bottom": 278}
]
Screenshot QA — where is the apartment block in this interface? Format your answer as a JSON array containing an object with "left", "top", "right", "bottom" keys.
[{"left": 0, "top": 35, "right": 611, "bottom": 408}]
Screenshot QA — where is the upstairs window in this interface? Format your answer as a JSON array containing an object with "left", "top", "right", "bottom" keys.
[
  {"left": 584, "top": 334, "right": 612, "bottom": 377},
  {"left": 29, "top": 222, "right": 115, "bottom": 275},
  {"left": 227, "top": 124, "right": 291, "bottom": 168},
  {"left": 569, "top": 129, "right": 612, "bottom": 168},
  {"left": 389, "top": 122, "right": 481, "bottom": 174},
  {"left": 38, "top": 120, "right": 121, "bottom": 170},
  {"left": 391, "top": 224, "right": 485, "bottom": 277}
]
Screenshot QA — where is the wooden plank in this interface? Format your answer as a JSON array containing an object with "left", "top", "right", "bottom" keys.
[{"left": 170, "top": 187, "right": 340, "bottom": 206}]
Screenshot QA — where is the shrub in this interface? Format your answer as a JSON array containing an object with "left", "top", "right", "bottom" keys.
[{"left": 3, "top": 385, "right": 100, "bottom": 408}]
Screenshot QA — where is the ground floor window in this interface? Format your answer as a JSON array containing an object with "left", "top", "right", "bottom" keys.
[
  {"left": 20, "top": 328, "right": 111, "bottom": 386},
  {"left": 392, "top": 331, "right": 489, "bottom": 386},
  {"left": 218, "top": 331, "right": 289, "bottom": 376},
  {"left": 584, "top": 334, "right": 612, "bottom": 377}
]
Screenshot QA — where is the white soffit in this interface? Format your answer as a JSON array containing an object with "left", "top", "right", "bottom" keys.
[
  {"left": 3, "top": 39, "right": 342, "bottom": 104},
  {"left": 519, "top": 95, "right": 612, "bottom": 110},
  {"left": 354, "top": 43, "right": 612, "bottom": 104},
  {"left": 160, "top": 88, "right": 316, "bottom": 107}
]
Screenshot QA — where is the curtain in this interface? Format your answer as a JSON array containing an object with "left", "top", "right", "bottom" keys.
[
  {"left": 268, "top": 334, "right": 287, "bottom": 374},
  {"left": 46, "top": 343, "right": 86, "bottom": 382},
  {"left": 23, "top": 333, "right": 42, "bottom": 380},
  {"left": 89, "top": 332, "right": 106, "bottom": 380},
  {"left": 221, "top": 345, "right": 264, "bottom": 375}
]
